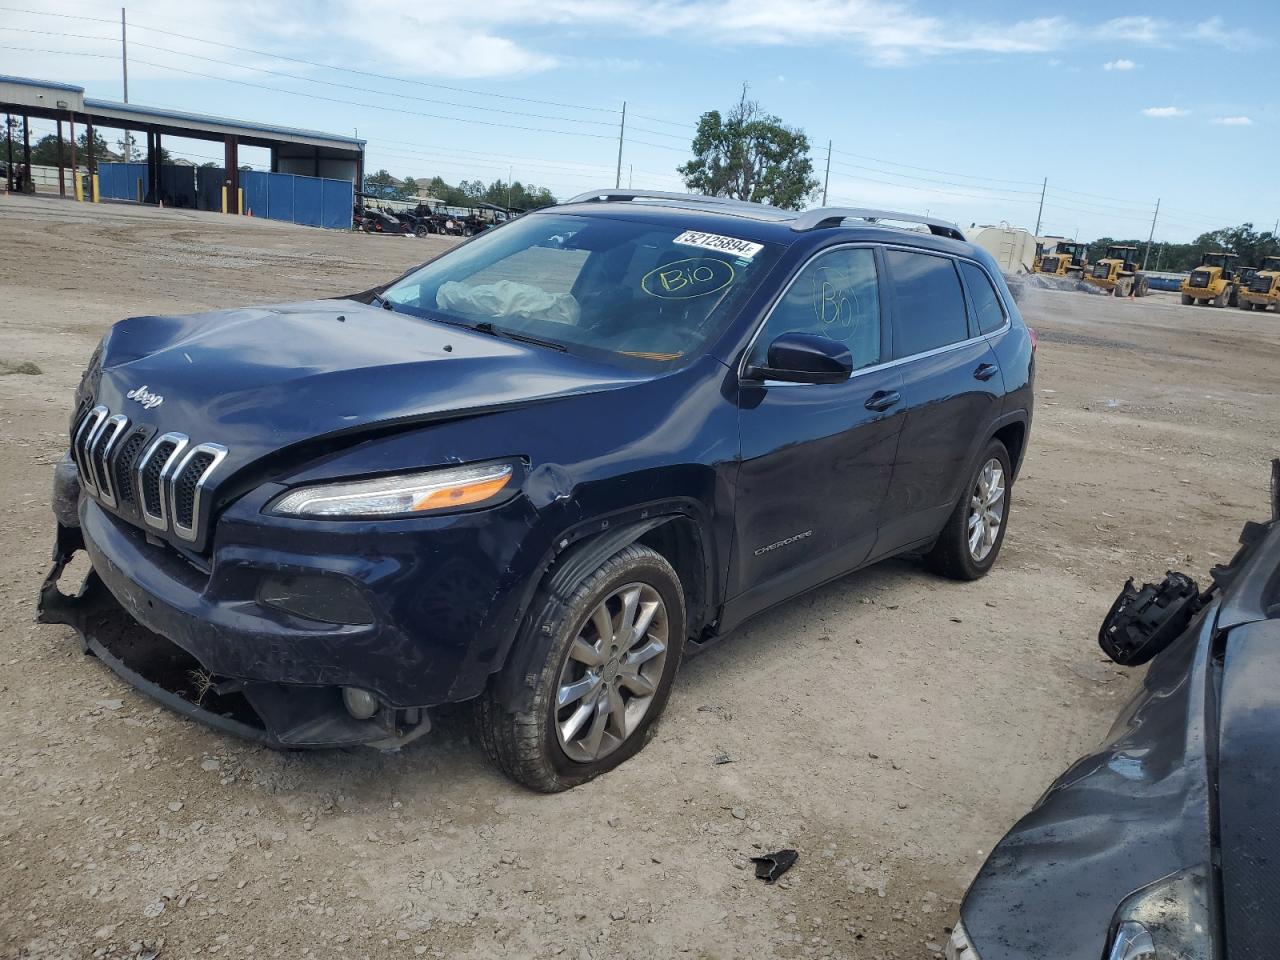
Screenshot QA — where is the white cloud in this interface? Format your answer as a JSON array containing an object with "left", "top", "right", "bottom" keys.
[
  {"left": 1142, "top": 106, "right": 1189, "bottom": 118},
  {"left": 1103, "top": 58, "right": 1136, "bottom": 71},
  {"left": 1192, "top": 16, "right": 1260, "bottom": 51},
  {"left": 1212, "top": 116, "right": 1254, "bottom": 126}
]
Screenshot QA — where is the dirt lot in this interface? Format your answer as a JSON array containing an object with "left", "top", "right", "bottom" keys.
[{"left": 2, "top": 194, "right": 1278, "bottom": 960}]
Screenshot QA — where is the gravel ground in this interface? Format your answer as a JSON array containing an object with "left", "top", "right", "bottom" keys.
[{"left": 2, "top": 194, "right": 1278, "bottom": 960}]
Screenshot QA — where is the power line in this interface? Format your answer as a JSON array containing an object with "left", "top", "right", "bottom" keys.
[
  {"left": 0, "top": 44, "right": 621, "bottom": 141},
  {"left": 828, "top": 146, "right": 1044, "bottom": 187},
  {"left": 0, "top": 25, "right": 620, "bottom": 128},
  {"left": 0, "top": 5, "right": 620, "bottom": 116}
]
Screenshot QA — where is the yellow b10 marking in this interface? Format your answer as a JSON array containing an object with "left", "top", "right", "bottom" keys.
[{"left": 642, "top": 257, "right": 735, "bottom": 299}]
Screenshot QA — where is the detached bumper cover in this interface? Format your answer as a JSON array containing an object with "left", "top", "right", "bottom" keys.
[{"left": 37, "top": 522, "right": 426, "bottom": 749}]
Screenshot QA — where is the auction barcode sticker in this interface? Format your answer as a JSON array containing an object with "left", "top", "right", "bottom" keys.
[{"left": 673, "top": 230, "right": 764, "bottom": 260}]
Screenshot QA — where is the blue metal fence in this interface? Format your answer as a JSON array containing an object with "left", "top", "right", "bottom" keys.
[{"left": 96, "top": 163, "right": 352, "bottom": 230}]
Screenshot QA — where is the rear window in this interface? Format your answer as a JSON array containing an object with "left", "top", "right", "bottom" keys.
[
  {"left": 886, "top": 251, "right": 969, "bottom": 358},
  {"left": 383, "top": 214, "right": 780, "bottom": 365},
  {"left": 959, "top": 262, "right": 1007, "bottom": 335}
]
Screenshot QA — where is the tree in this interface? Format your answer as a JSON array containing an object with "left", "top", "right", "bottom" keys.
[
  {"left": 402, "top": 176, "right": 420, "bottom": 198},
  {"left": 362, "top": 168, "right": 398, "bottom": 199},
  {"left": 679, "top": 92, "right": 818, "bottom": 210}
]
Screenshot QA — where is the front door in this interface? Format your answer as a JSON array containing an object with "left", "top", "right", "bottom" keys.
[
  {"left": 725, "top": 245, "right": 906, "bottom": 627},
  {"left": 874, "top": 249, "right": 1007, "bottom": 556}
]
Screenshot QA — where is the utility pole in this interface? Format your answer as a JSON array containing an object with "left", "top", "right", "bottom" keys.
[
  {"left": 614, "top": 101, "right": 626, "bottom": 189},
  {"left": 1143, "top": 198, "right": 1160, "bottom": 270},
  {"left": 1033, "top": 177, "right": 1046, "bottom": 237},
  {"left": 121, "top": 8, "right": 129, "bottom": 103},
  {"left": 822, "top": 139, "right": 831, "bottom": 206},
  {"left": 506, "top": 165, "right": 513, "bottom": 210},
  {"left": 628, "top": 164, "right": 633, "bottom": 189}
]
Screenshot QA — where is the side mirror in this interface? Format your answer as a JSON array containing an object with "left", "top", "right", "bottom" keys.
[{"left": 745, "top": 333, "right": 854, "bottom": 385}]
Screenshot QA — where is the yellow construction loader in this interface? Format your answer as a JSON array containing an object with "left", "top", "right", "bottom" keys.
[
  {"left": 1083, "top": 244, "right": 1150, "bottom": 297},
  {"left": 1238, "top": 255, "right": 1280, "bottom": 312},
  {"left": 1034, "top": 239, "right": 1088, "bottom": 278},
  {"left": 1180, "top": 252, "right": 1240, "bottom": 307}
]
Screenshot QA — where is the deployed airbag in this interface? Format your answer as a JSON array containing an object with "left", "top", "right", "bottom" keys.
[{"left": 437, "top": 280, "right": 580, "bottom": 325}]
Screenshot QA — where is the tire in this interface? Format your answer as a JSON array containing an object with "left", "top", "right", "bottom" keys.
[
  {"left": 414, "top": 224, "right": 428, "bottom": 238},
  {"left": 924, "top": 439, "right": 1012, "bottom": 581},
  {"left": 1214, "top": 287, "right": 1229, "bottom": 308},
  {"left": 1181, "top": 293, "right": 1193, "bottom": 305},
  {"left": 476, "top": 543, "right": 685, "bottom": 792}
]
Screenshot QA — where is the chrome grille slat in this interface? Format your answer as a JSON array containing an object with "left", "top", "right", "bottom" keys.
[
  {"left": 91, "top": 415, "right": 130, "bottom": 507},
  {"left": 69, "top": 402, "right": 228, "bottom": 545},
  {"left": 171, "top": 443, "right": 229, "bottom": 542},
  {"left": 72, "top": 405, "right": 109, "bottom": 497},
  {"left": 135, "top": 432, "right": 189, "bottom": 531}
]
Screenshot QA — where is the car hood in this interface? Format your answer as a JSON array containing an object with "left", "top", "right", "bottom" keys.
[{"left": 89, "top": 299, "right": 647, "bottom": 471}]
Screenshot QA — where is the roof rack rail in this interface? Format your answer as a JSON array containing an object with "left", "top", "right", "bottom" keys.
[
  {"left": 564, "top": 189, "right": 778, "bottom": 213},
  {"left": 791, "top": 207, "right": 966, "bottom": 242}
]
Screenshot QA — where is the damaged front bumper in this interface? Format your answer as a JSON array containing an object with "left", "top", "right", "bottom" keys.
[{"left": 37, "top": 520, "right": 431, "bottom": 750}]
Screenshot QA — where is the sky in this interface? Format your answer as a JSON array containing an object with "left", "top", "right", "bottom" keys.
[{"left": 1, "top": 0, "right": 1276, "bottom": 242}]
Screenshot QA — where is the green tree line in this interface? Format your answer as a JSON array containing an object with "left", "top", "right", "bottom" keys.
[{"left": 362, "top": 170, "right": 556, "bottom": 210}]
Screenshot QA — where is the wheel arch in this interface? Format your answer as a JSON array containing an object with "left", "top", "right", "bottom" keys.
[{"left": 490, "top": 505, "right": 716, "bottom": 712}]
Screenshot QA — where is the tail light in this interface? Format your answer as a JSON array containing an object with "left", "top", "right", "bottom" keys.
[{"left": 1027, "top": 326, "right": 1038, "bottom": 351}]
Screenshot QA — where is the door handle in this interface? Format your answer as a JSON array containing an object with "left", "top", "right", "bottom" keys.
[
  {"left": 973, "top": 362, "right": 999, "bottom": 382},
  {"left": 864, "top": 390, "right": 901, "bottom": 412}
]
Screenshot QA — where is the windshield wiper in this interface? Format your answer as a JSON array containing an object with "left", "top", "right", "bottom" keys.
[{"left": 467, "top": 321, "right": 567, "bottom": 352}]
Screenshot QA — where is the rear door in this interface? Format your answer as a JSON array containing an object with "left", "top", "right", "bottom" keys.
[
  {"left": 726, "top": 245, "right": 905, "bottom": 624},
  {"left": 873, "top": 249, "right": 1006, "bottom": 557}
]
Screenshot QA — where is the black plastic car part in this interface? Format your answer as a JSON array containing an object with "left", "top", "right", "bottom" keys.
[{"left": 1099, "top": 571, "right": 1203, "bottom": 666}]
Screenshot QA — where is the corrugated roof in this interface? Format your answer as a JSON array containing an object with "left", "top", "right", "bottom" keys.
[
  {"left": 0, "top": 74, "right": 86, "bottom": 93},
  {"left": 82, "top": 98, "right": 365, "bottom": 148}
]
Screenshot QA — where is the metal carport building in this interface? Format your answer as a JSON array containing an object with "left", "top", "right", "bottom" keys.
[{"left": 1, "top": 74, "right": 364, "bottom": 215}]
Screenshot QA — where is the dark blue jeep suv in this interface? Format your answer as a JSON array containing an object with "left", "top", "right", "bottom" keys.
[{"left": 39, "top": 191, "right": 1034, "bottom": 791}]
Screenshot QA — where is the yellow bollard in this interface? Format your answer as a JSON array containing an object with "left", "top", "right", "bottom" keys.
[
  {"left": 221, "top": 185, "right": 228, "bottom": 214},
  {"left": 74, "top": 174, "right": 84, "bottom": 202},
  {"left": 237, "top": 187, "right": 244, "bottom": 216},
  {"left": 91, "top": 174, "right": 100, "bottom": 203}
]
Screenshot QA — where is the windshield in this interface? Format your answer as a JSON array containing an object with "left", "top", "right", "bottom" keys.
[
  {"left": 383, "top": 213, "right": 780, "bottom": 364},
  {"left": 1202, "top": 254, "right": 1230, "bottom": 268},
  {"left": 1106, "top": 247, "right": 1135, "bottom": 260},
  {"left": 1264, "top": 258, "right": 1280, "bottom": 272}
]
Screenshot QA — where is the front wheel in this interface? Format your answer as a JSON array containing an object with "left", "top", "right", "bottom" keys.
[
  {"left": 1181, "top": 293, "right": 1193, "bottom": 305},
  {"left": 477, "top": 543, "right": 685, "bottom": 792},
  {"left": 924, "top": 439, "right": 1012, "bottom": 581}
]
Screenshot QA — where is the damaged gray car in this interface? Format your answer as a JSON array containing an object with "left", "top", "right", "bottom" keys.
[{"left": 950, "top": 461, "right": 1280, "bottom": 960}]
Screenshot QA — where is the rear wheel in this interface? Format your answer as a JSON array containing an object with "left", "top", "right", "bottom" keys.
[
  {"left": 924, "top": 439, "right": 1012, "bottom": 581},
  {"left": 1214, "top": 286, "right": 1230, "bottom": 307},
  {"left": 477, "top": 544, "right": 685, "bottom": 792},
  {"left": 414, "top": 224, "right": 428, "bottom": 238},
  {"left": 1181, "top": 293, "right": 1193, "bottom": 305}
]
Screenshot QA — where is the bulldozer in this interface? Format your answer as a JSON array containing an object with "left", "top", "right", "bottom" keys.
[
  {"left": 1238, "top": 255, "right": 1280, "bottom": 312},
  {"left": 1180, "top": 251, "right": 1240, "bottom": 307},
  {"left": 1034, "top": 239, "right": 1088, "bottom": 278},
  {"left": 1083, "top": 244, "right": 1150, "bottom": 297}
]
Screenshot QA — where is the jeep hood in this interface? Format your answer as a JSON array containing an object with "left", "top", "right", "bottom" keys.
[{"left": 88, "top": 299, "right": 647, "bottom": 471}]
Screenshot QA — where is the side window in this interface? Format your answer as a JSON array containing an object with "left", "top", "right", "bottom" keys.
[
  {"left": 886, "top": 251, "right": 969, "bottom": 358},
  {"left": 748, "top": 247, "right": 880, "bottom": 370},
  {"left": 960, "top": 261, "right": 1007, "bottom": 335}
]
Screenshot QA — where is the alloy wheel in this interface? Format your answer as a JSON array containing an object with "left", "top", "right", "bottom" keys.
[
  {"left": 554, "top": 582, "right": 668, "bottom": 763},
  {"left": 967, "top": 458, "right": 1006, "bottom": 562}
]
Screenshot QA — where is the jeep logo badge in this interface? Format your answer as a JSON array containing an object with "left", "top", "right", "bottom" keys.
[{"left": 126, "top": 385, "right": 164, "bottom": 410}]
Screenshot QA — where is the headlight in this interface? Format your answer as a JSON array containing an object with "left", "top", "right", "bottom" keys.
[
  {"left": 271, "top": 461, "right": 514, "bottom": 518},
  {"left": 1103, "top": 864, "right": 1212, "bottom": 960}
]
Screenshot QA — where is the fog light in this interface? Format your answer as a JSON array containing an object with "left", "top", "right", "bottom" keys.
[{"left": 342, "top": 687, "right": 379, "bottom": 720}]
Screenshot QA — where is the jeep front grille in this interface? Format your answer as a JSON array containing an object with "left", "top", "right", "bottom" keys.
[
  {"left": 1189, "top": 270, "right": 1211, "bottom": 288},
  {"left": 70, "top": 406, "right": 228, "bottom": 545}
]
